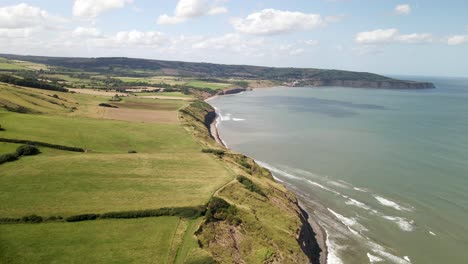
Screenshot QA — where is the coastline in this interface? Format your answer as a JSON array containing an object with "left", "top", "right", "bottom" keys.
[{"left": 204, "top": 92, "right": 328, "bottom": 264}]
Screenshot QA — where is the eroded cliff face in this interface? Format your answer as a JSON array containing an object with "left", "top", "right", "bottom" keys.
[
  {"left": 299, "top": 80, "right": 435, "bottom": 89},
  {"left": 180, "top": 101, "right": 323, "bottom": 264}
]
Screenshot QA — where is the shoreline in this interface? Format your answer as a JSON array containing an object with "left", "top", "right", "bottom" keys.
[{"left": 205, "top": 92, "right": 328, "bottom": 264}]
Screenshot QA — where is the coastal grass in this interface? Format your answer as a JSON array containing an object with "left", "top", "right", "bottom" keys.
[
  {"left": 136, "top": 91, "right": 193, "bottom": 98},
  {"left": 0, "top": 152, "right": 231, "bottom": 217},
  {"left": 0, "top": 110, "right": 197, "bottom": 153},
  {"left": 0, "top": 217, "right": 181, "bottom": 264},
  {"left": 185, "top": 80, "right": 232, "bottom": 90}
]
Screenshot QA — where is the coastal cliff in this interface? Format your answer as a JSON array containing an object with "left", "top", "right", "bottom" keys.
[{"left": 180, "top": 101, "right": 324, "bottom": 264}]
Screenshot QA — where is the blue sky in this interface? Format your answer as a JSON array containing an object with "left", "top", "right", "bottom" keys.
[{"left": 0, "top": 0, "right": 467, "bottom": 77}]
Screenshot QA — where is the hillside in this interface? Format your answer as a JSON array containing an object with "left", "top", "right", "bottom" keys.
[
  {"left": 0, "top": 54, "right": 435, "bottom": 89},
  {"left": 0, "top": 81, "right": 321, "bottom": 263}
]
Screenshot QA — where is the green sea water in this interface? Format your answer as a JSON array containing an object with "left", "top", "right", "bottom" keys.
[{"left": 209, "top": 77, "right": 468, "bottom": 264}]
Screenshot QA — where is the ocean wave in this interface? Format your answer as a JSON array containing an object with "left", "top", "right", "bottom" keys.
[
  {"left": 328, "top": 180, "right": 350, "bottom": 189},
  {"left": 429, "top": 231, "right": 436, "bottom": 236},
  {"left": 374, "top": 196, "right": 414, "bottom": 212},
  {"left": 368, "top": 241, "right": 412, "bottom": 264},
  {"left": 353, "top": 187, "right": 368, "bottom": 192},
  {"left": 367, "top": 253, "right": 384, "bottom": 263},
  {"left": 308, "top": 180, "right": 342, "bottom": 195},
  {"left": 382, "top": 216, "right": 414, "bottom": 232},
  {"left": 220, "top": 113, "right": 231, "bottom": 121},
  {"left": 232, "top": 118, "right": 245, "bottom": 121},
  {"left": 256, "top": 161, "right": 303, "bottom": 181},
  {"left": 327, "top": 208, "right": 368, "bottom": 232},
  {"left": 325, "top": 229, "right": 344, "bottom": 264},
  {"left": 345, "top": 198, "right": 372, "bottom": 211}
]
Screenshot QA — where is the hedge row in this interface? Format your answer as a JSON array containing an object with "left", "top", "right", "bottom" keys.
[
  {"left": 0, "top": 206, "right": 205, "bottom": 225},
  {"left": 0, "top": 145, "right": 40, "bottom": 165},
  {"left": 201, "top": 148, "right": 225, "bottom": 156},
  {"left": 0, "top": 138, "right": 85, "bottom": 152},
  {"left": 0, "top": 215, "right": 63, "bottom": 224},
  {"left": 237, "top": 175, "right": 266, "bottom": 197}
]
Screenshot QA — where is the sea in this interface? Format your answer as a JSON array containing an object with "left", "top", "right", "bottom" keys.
[{"left": 208, "top": 76, "right": 468, "bottom": 264}]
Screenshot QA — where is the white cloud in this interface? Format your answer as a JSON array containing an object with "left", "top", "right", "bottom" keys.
[
  {"left": 73, "top": 0, "right": 132, "bottom": 18},
  {"left": 355, "top": 28, "right": 399, "bottom": 44},
  {"left": 157, "top": 0, "right": 227, "bottom": 25},
  {"left": 355, "top": 29, "right": 433, "bottom": 44},
  {"left": 395, "top": 33, "right": 433, "bottom": 43},
  {"left": 0, "top": 28, "right": 32, "bottom": 38},
  {"left": 231, "top": 9, "right": 326, "bottom": 35},
  {"left": 395, "top": 4, "right": 411, "bottom": 15},
  {"left": 0, "top": 3, "right": 64, "bottom": 29},
  {"left": 72, "top": 27, "right": 101, "bottom": 38},
  {"left": 447, "top": 35, "right": 468, "bottom": 45},
  {"left": 113, "top": 30, "right": 166, "bottom": 46}
]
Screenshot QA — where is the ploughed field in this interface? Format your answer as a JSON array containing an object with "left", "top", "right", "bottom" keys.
[{"left": 0, "top": 84, "right": 231, "bottom": 263}]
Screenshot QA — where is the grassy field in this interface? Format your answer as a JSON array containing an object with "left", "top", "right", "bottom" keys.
[
  {"left": 136, "top": 92, "right": 193, "bottom": 98},
  {"left": 0, "top": 106, "right": 232, "bottom": 217},
  {"left": 116, "top": 76, "right": 186, "bottom": 86},
  {"left": 185, "top": 80, "right": 232, "bottom": 90},
  {"left": 0, "top": 217, "right": 181, "bottom": 264}
]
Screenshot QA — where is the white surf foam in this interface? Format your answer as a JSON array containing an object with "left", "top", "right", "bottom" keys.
[
  {"left": 232, "top": 118, "right": 245, "bottom": 121},
  {"left": 325, "top": 229, "right": 344, "bottom": 264},
  {"left": 220, "top": 113, "right": 231, "bottom": 121},
  {"left": 404, "top": 256, "right": 411, "bottom": 262},
  {"left": 429, "top": 231, "right": 436, "bottom": 236},
  {"left": 308, "top": 180, "right": 342, "bottom": 195},
  {"left": 353, "top": 187, "right": 368, "bottom": 192},
  {"left": 367, "top": 253, "right": 384, "bottom": 263},
  {"left": 368, "top": 241, "right": 412, "bottom": 264},
  {"left": 328, "top": 208, "right": 368, "bottom": 232},
  {"left": 374, "top": 196, "right": 414, "bottom": 212},
  {"left": 345, "top": 198, "right": 372, "bottom": 211},
  {"left": 382, "top": 216, "right": 414, "bottom": 232},
  {"left": 328, "top": 180, "right": 350, "bottom": 189},
  {"left": 256, "top": 161, "right": 302, "bottom": 181}
]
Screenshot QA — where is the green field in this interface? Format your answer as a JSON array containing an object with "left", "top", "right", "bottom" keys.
[
  {"left": 0, "top": 109, "right": 232, "bottom": 217},
  {"left": 185, "top": 80, "right": 232, "bottom": 90},
  {"left": 136, "top": 92, "right": 193, "bottom": 98},
  {"left": 0, "top": 217, "right": 181, "bottom": 264}
]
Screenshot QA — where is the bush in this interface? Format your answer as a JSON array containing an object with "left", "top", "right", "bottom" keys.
[
  {"left": 238, "top": 160, "right": 252, "bottom": 170},
  {"left": 237, "top": 176, "right": 266, "bottom": 197},
  {"left": 201, "top": 148, "right": 225, "bottom": 156},
  {"left": 21, "top": 215, "right": 43, "bottom": 223},
  {"left": 205, "top": 197, "right": 241, "bottom": 225},
  {"left": 65, "top": 214, "right": 100, "bottom": 222},
  {"left": 0, "top": 124, "right": 4, "bottom": 131},
  {"left": 0, "top": 153, "right": 18, "bottom": 165},
  {"left": 16, "top": 145, "right": 40, "bottom": 156},
  {"left": 98, "top": 103, "right": 118, "bottom": 108},
  {"left": 128, "top": 150, "right": 137, "bottom": 153}
]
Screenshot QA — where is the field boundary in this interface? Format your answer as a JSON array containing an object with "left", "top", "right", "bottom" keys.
[{"left": 0, "top": 138, "right": 85, "bottom": 152}]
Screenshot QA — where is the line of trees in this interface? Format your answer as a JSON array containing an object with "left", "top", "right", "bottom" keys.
[{"left": 0, "top": 74, "right": 68, "bottom": 92}]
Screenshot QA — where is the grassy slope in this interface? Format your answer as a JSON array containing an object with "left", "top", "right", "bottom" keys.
[
  {"left": 0, "top": 217, "right": 180, "bottom": 264},
  {"left": 0, "top": 85, "right": 229, "bottom": 264},
  {"left": 180, "top": 102, "right": 313, "bottom": 263}
]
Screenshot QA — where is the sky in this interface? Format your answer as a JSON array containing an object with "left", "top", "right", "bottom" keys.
[{"left": 0, "top": 0, "right": 467, "bottom": 77}]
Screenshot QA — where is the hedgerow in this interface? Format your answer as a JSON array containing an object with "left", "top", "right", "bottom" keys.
[
  {"left": 0, "top": 138, "right": 85, "bottom": 152},
  {"left": 237, "top": 176, "right": 266, "bottom": 197}
]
